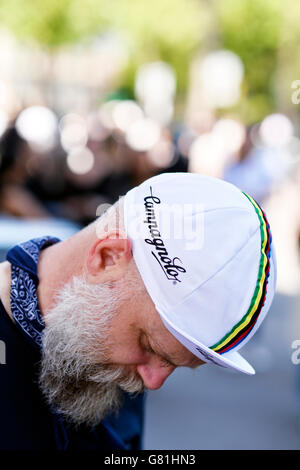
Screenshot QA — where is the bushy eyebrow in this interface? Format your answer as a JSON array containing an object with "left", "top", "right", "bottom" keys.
[
  {"left": 140, "top": 333, "right": 177, "bottom": 367},
  {"left": 149, "top": 336, "right": 202, "bottom": 369}
]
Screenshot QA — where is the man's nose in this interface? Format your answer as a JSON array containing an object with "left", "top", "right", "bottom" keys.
[{"left": 136, "top": 362, "right": 176, "bottom": 390}]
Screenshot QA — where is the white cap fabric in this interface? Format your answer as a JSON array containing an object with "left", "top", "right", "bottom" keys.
[{"left": 123, "top": 172, "right": 277, "bottom": 375}]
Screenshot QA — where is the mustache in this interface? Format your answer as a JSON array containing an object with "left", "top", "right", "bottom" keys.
[
  {"left": 88, "top": 363, "right": 145, "bottom": 393},
  {"left": 40, "top": 357, "right": 145, "bottom": 394}
]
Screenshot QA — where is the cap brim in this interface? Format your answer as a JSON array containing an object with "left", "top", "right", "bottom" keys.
[
  {"left": 157, "top": 245, "right": 277, "bottom": 376},
  {"left": 159, "top": 311, "right": 255, "bottom": 375}
]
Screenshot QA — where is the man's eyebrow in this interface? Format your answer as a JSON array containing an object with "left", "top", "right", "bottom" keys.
[
  {"left": 149, "top": 336, "right": 201, "bottom": 368},
  {"left": 145, "top": 336, "right": 178, "bottom": 367},
  {"left": 158, "top": 351, "right": 181, "bottom": 368}
]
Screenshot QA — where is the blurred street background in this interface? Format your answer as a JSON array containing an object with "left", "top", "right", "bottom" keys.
[{"left": 0, "top": 0, "right": 299, "bottom": 449}]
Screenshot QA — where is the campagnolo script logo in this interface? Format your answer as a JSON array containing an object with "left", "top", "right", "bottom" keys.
[{"left": 143, "top": 186, "right": 186, "bottom": 284}]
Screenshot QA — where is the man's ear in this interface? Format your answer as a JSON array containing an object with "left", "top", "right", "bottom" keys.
[{"left": 85, "top": 234, "right": 132, "bottom": 283}]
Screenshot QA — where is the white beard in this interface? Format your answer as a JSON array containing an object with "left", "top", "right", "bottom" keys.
[{"left": 38, "top": 274, "right": 145, "bottom": 428}]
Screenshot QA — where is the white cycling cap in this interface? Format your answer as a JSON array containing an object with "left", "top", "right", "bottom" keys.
[{"left": 123, "top": 172, "right": 277, "bottom": 375}]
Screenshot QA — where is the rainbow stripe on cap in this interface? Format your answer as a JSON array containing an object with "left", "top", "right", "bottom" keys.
[{"left": 209, "top": 193, "right": 272, "bottom": 355}]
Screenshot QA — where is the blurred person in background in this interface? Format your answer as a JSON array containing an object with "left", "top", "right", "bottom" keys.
[
  {"left": 223, "top": 114, "right": 299, "bottom": 296},
  {"left": 0, "top": 125, "right": 51, "bottom": 218},
  {"left": 262, "top": 159, "right": 300, "bottom": 297},
  {"left": 58, "top": 115, "right": 188, "bottom": 226},
  {"left": 56, "top": 127, "right": 145, "bottom": 226},
  {"left": 224, "top": 124, "right": 289, "bottom": 206},
  {"left": 187, "top": 117, "right": 244, "bottom": 180},
  {"left": 54, "top": 134, "right": 119, "bottom": 225}
]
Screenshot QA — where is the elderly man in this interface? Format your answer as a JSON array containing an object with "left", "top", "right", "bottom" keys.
[{"left": 0, "top": 172, "right": 276, "bottom": 450}]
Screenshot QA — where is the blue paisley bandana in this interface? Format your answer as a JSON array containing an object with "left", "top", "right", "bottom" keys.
[{"left": 6, "top": 236, "right": 60, "bottom": 349}]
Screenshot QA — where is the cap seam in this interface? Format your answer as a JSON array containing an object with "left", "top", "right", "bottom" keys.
[{"left": 194, "top": 206, "right": 256, "bottom": 216}]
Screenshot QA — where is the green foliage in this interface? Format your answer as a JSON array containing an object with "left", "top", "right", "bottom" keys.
[
  {"left": 110, "top": 0, "right": 210, "bottom": 92},
  {"left": 0, "top": 0, "right": 299, "bottom": 118},
  {"left": 0, "top": 0, "right": 206, "bottom": 91},
  {"left": 0, "top": 0, "right": 107, "bottom": 46},
  {"left": 215, "top": 0, "right": 282, "bottom": 122}
]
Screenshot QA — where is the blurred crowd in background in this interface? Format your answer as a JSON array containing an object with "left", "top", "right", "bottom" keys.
[{"left": 0, "top": 60, "right": 299, "bottom": 296}]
